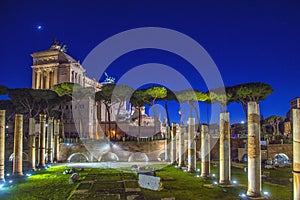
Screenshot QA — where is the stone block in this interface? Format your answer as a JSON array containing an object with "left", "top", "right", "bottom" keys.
[{"left": 138, "top": 174, "right": 161, "bottom": 191}]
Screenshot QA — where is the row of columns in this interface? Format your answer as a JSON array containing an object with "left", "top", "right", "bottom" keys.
[
  {"left": 162, "top": 102, "right": 272, "bottom": 198},
  {"left": 0, "top": 112, "right": 60, "bottom": 182},
  {"left": 33, "top": 69, "right": 57, "bottom": 90},
  {"left": 165, "top": 118, "right": 204, "bottom": 173}
]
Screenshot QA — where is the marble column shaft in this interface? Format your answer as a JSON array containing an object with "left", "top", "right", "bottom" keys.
[
  {"left": 247, "top": 102, "right": 261, "bottom": 197},
  {"left": 165, "top": 126, "right": 171, "bottom": 162},
  {"left": 13, "top": 114, "right": 23, "bottom": 176},
  {"left": 201, "top": 124, "right": 210, "bottom": 177},
  {"left": 219, "top": 112, "right": 231, "bottom": 185},
  {"left": 36, "top": 71, "right": 41, "bottom": 89},
  {"left": 29, "top": 118, "right": 36, "bottom": 171},
  {"left": 47, "top": 118, "right": 54, "bottom": 163},
  {"left": 53, "top": 120, "right": 60, "bottom": 162},
  {"left": 0, "top": 110, "right": 6, "bottom": 182},
  {"left": 171, "top": 123, "right": 177, "bottom": 164},
  {"left": 178, "top": 125, "right": 185, "bottom": 168},
  {"left": 188, "top": 118, "right": 196, "bottom": 172},
  {"left": 39, "top": 114, "right": 46, "bottom": 167},
  {"left": 293, "top": 109, "right": 300, "bottom": 200}
]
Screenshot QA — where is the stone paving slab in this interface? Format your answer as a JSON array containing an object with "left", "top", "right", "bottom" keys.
[{"left": 70, "top": 170, "right": 145, "bottom": 200}]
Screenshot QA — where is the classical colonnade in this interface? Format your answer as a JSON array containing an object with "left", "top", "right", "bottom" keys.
[
  {"left": 163, "top": 101, "right": 300, "bottom": 199},
  {"left": 0, "top": 112, "right": 60, "bottom": 182},
  {"left": 0, "top": 102, "right": 300, "bottom": 199},
  {"left": 32, "top": 68, "right": 83, "bottom": 89}
]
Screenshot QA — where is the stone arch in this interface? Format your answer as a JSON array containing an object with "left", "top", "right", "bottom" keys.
[
  {"left": 274, "top": 153, "right": 289, "bottom": 164},
  {"left": 9, "top": 152, "right": 29, "bottom": 162},
  {"left": 98, "top": 152, "right": 119, "bottom": 162},
  {"left": 67, "top": 152, "right": 89, "bottom": 163},
  {"left": 128, "top": 152, "right": 149, "bottom": 162}
]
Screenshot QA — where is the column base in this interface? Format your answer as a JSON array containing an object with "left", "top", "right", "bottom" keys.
[
  {"left": 246, "top": 190, "right": 261, "bottom": 198},
  {"left": 12, "top": 173, "right": 24, "bottom": 178},
  {"left": 178, "top": 162, "right": 185, "bottom": 168},
  {"left": 188, "top": 167, "right": 196, "bottom": 173},
  {"left": 219, "top": 180, "right": 231, "bottom": 185}
]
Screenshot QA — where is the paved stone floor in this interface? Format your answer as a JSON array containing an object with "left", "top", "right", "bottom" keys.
[{"left": 69, "top": 168, "right": 146, "bottom": 200}]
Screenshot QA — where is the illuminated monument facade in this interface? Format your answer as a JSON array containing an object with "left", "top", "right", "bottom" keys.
[{"left": 30, "top": 40, "right": 160, "bottom": 140}]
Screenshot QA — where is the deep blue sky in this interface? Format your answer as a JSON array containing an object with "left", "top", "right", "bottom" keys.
[{"left": 0, "top": 0, "right": 299, "bottom": 124}]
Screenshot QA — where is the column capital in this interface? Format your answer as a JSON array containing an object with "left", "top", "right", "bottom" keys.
[
  {"left": 48, "top": 117, "right": 54, "bottom": 123},
  {"left": 39, "top": 114, "right": 47, "bottom": 122}
]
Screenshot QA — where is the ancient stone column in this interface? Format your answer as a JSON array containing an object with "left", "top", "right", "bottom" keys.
[
  {"left": 53, "top": 120, "right": 60, "bottom": 162},
  {"left": 188, "top": 118, "right": 196, "bottom": 172},
  {"left": 293, "top": 109, "right": 300, "bottom": 200},
  {"left": 40, "top": 72, "right": 44, "bottom": 89},
  {"left": 201, "top": 124, "right": 210, "bottom": 177},
  {"left": 165, "top": 126, "right": 171, "bottom": 162},
  {"left": 39, "top": 114, "right": 46, "bottom": 167},
  {"left": 0, "top": 110, "right": 6, "bottom": 182},
  {"left": 47, "top": 117, "right": 54, "bottom": 163},
  {"left": 28, "top": 118, "right": 36, "bottom": 171},
  {"left": 45, "top": 71, "right": 50, "bottom": 89},
  {"left": 178, "top": 125, "right": 185, "bottom": 168},
  {"left": 171, "top": 123, "right": 177, "bottom": 164},
  {"left": 36, "top": 70, "right": 41, "bottom": 89},
  {"left": 13, "top": 114, "right": 23, "bottom": 176},
  {"left": 247, "top": 102, "right": 261, "bottom": 197},
  {"left": 219, "top": 112, "right": 231, "bottom": 185}
]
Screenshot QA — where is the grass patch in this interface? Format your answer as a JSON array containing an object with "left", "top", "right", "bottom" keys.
[{"left": 0, "top": 166, "right": 87, "bottom": 200}]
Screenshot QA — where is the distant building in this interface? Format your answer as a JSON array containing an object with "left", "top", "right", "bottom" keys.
[
  {"left": 290, "top": 97, "right": 300, "bottom": 109},
  {"left": 30, "top": 39, "right": 159, "bottom": 140},
  {"left": 284, "top": 97, "right": 300, "bottom": 138}
]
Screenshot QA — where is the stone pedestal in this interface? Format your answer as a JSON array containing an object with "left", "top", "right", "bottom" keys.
[
  {"left": 201, "top": 124, "right": 210, "bottom": 177},
  {"left": 247, "top": 102, "right": 261, "bottom": 197},
  {"left": 29, "top": 118, "right": 36, "bottom": 171},
  {"left": 13, "top": 114, "right": 23, "bottom": 176},
  {"left": 0, "top": 110, "right": 6, "bottom": 182},
  {"left": 178, "top": 125, "right": 185, "bottom": 168},
  {"left": 188, "top": 118, "right": 196, "bottom": 172},
  {"left": 53, "top": 120, "right": 60, "bottom": 162},
  {"left": 171, "top": 123, "right": 177, "bottom": 164},
  {"left": 39, "top": 114, "right": 46, "bottom": 167},
  {"left": 293, "top": 109, "right": 300, "bottom": 200},
  {"left": 219, "top": 112, "right": 231, "bottom": 185},
  {"left": 47, "top": 117, "right": 54, "bottom": 163}
]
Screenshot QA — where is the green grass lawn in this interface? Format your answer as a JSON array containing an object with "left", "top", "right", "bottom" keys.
[
  {"left": 0, "top": 166, "right": 89, "bottom": 200},
  {"left": 0, "top": 163, "right": 293, "bottom": 200}
]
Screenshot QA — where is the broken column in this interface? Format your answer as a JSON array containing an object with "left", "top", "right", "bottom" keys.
[
  {"left": 47, "top": 117, "right": 54, "bottom": 163},
  {"left": 0, "top": 110, "right": 6, "bottom": 182},
  {"left": 171, "top": 123, "right": 177, "bottom": 164},
  {"left": 178, "top": 125, "right": 185, "bottom": 168},
  {"left": 247, "top": 102, "right": 261, "bottom": 197},
  {"left": 219, "top": 112, "right": 231, "bottom": 185},
  {"left": 53, "top": 119, "right": 60, "bottom": 162},
  {"left": 293, "top": 109, "right": 300, "bottom": 200},
  {"left": 13, "top": 114, "right": 23, "bottom": 176},
  {"left": 201, "top": 124, "right": 210, "bottom": 177},
  {"left": 188, "top": 117, "right": 196, "bottom": 172},
  {"left": 38, "top": 114, "right": 46, "bottom": 167},
  {"left": 28, "top": 118, "right": 36, "bottom": 171}
]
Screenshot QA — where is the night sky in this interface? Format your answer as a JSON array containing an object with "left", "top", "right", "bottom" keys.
[{"left": 0, "top": 0, "right": 299, "bottom": 124}]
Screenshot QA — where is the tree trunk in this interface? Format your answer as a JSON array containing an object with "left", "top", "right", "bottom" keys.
[
  {"left": 165, "top": 100, "right": 171, "bottom": 127},
  {"left": 106, "top": 106, "right": 111, "bottom": 140}
]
